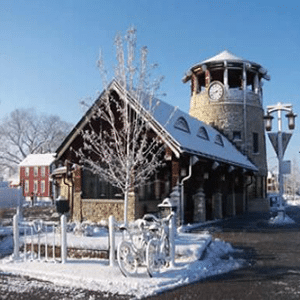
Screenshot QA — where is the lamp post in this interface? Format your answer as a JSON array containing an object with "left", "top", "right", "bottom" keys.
[{"left": 264, "top": 103, "right": 297, "bottom": 216}]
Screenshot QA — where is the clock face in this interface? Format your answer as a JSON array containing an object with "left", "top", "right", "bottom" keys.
[{"left": 208, "top": 82, "right": 224, "bottom": 100}]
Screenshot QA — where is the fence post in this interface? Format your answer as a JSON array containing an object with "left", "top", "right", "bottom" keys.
[
  {"left": 13, "top": 214, "right": 20, "bottom": 260},
  {"left": 109, "top": 215, "right": 116, "bottom": 267},
  {"left": 169, "top": 212, "right": 176, "bottom": 268},
  {"left": 61, "top": 214, "right": 67, "bottom": 264}
]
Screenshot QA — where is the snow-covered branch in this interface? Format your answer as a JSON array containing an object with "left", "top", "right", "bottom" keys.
[{"left": 76, "top": 27, "right": 167, "bottom": 224}]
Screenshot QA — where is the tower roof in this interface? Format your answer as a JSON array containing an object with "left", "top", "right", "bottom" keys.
[
  {"left": 201, "top": 50, "right": 247, "bottom": 64},
  {"left": 183, "top": 50, "right": 270, "bottom": 82}
]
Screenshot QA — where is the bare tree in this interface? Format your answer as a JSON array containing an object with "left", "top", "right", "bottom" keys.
[
  {"left": 76, "top": 27, "right": 167, "bottom": 224},
  {"left": 0, "top": 108, "right": 72, "bottom": 175}
]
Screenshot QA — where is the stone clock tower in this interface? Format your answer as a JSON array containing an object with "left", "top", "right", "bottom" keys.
[{"left": 183, "top": 50, "right": 270, "bottom": 196}]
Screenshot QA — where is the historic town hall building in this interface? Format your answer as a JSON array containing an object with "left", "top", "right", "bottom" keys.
[{"left": 52, "top": 51, "right": 270, "bottom": 224}]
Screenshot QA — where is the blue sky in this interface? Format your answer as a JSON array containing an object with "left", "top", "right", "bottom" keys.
[{"left": 0, "top": 0, "right": 299, "bottom": 166}]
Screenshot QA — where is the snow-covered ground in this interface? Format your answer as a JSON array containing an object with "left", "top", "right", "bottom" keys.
[
  {"left": 269, "top": 213, "right": 296, "bottom": 225},
  {"left": 0, "top": 223, "right": 245, "bottom": 299}
]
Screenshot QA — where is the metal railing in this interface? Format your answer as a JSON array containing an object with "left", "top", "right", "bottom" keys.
[{"left": 13, "top": 214, "right": 67, "bottom": 263}]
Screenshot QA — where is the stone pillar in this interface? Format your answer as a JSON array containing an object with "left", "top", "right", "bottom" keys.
[
  {"left": 192, "top": 73, "right": 199, "bottom": 96},
  {"left": 193, "top": 187, "right": 206, "bottom": 223},
  {"left": 212, "top": 192, "right": 223, "bottom": 220},
  {"left": 73, "top": 192, "right": 82, "bottom": 222}
]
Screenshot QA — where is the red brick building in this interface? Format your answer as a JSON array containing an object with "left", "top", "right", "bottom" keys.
[{"left": 19, "top": 153, "right": 55, "bottom": 203}]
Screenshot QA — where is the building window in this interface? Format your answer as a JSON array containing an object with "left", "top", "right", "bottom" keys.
[
  {"left": 25, "top": 167, "right": 29, "bottom": 177},
  {"left": 174, "top": 117, "right": 190, "bottom": 133},
  {"left": 25, "top": 180, "right": 29, "bottom": 193},
  {"left": 233, "top": 131, "right": 241, "bottom": 141},
  {"left": 41, "top": 181, "right": 45, "bottom": 194},
  {"left": 34, "top": 167, "right": 38, "bottom": 177},
  {"left": 210, "top": 69, "right": 224, "bottom": 84},
  {"left": 41, "top": 167, "right": 46, "bottom": 177},
  {"left": 214, "top": 134, "right": 224, "bottom": 147},
  {"left": 253, "top": 132, "right": 259, "bottom": 153},
  {"left": 34, "top": 180, "right": 38, "bottom": 193},
  {"left": 82, "top": 169, "right": 123, "bottom": 199},
  {"left": 228, "top": 69, "right": 243, "bottom": 89},
  {"left": 197, "top": 126, "right": 209, "bottom": 140}
]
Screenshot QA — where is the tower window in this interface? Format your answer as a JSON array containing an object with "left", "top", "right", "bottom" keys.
[
  {"left": 228, "top": 69, "right": 243, "bottom": 89},
  {"left": 253, "top": 132, "right": 259, "bottom": 153},
  {"left": 233, "top": 131, "right": 241, "bottom": 141},
  {"left": 210, "top": 69, "right": 223, "bottom": 84},
  {"left": 195, "top": 73, "right": 205, "bottom": 93}
]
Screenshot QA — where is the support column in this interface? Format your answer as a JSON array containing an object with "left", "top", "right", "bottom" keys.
[
  {"left": 212, "top": 192, "right": 223, "bottom": 219},
  {"left": 193, "top": 187, "right": 206, "bottom": 223},
  {"left": 171, "top": 160, "right": 180, "bottom": 188},
  {"left": 226, "top": 187, "right": 236, "bottom": 217},
  {"left": 192, "top": 73, "right": 199, "bottom": 96},
  {"left": 223, "top": 61, "right": 228, "bottom": 90}
]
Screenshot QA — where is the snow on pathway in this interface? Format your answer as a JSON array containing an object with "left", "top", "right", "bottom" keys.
[{"left": 0, "top": 233, "right": 244, "bottom": 299}]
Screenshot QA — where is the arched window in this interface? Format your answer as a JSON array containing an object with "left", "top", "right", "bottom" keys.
[
  {"left": 197, "top": 126, "right": 209, "bottom": 140},
  {"left": 174, "top": 117, "right": 190, "bottom": 133},
  {"left": 214, "top": 134, "right": 224, "bottom": 146}
]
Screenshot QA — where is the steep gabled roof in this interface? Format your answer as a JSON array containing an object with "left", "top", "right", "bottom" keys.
[
  {"left": 56, "top": 80, "right": 258, "bottom": 172},
  {"left": 148, "top": 96, "right": 257, "bottom": 171}
]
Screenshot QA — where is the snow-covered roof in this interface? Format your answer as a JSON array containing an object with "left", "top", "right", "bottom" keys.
[
  {"left": 56, "top": 80, "right": 257, "bottom": 171},
  {"left": 149, "top": 97, "right": 257, "bottom": 171},
  {"left": 201, "top": 50, "right": 248, "bottom": 64},
  {"left": 19, "top": 153, "right": 56, "bottom": 167}
]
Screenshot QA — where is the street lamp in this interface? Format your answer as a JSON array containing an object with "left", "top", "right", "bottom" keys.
[{"left": 264, "top": 102, "right": 297, "bottom": 216}]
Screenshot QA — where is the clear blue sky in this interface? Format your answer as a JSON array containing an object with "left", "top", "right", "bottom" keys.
[{"left": 1, "top": 0, "right": 299, "bottom": 166}]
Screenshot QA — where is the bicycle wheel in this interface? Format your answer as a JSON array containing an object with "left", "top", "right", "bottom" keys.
[
  {"left": 117, "top": 241, "right": 138, "bottom": 277},
  {"left": 146, "top": 239, "right": 162, "bottom": 277}
]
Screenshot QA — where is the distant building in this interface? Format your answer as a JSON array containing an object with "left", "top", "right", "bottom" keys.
[
  {"left": 19, "top": 153, "right": 56, "bottom": 202},
  {"left": 267, "top": 171, "right": 278, "bottom": 194}
]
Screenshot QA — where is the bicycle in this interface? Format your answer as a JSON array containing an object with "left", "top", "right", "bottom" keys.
[
  {"left": 146, "top": 212, "right": 174, "bottom": 277},
  {"left": 117, "top": 217, "right": 153, "bottom": 277}
]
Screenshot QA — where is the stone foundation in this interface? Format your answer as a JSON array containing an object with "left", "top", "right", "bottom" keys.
[{"left": 81, "top": 199, "right": 124, "bottom": 223}]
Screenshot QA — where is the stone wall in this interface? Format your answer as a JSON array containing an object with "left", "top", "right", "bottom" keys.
[
  {"left": 189, "top": 89, "right": 267, "bottom": 176},
  {"left": 81, "top": 199, "right": 124, "bottom": 223},
  {"left": 71, "top": 191, "right": 140, "bottom": 223}
]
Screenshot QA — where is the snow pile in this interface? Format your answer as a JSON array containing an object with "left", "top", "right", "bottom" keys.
[
  {"left": 0, "top": 226, "right": 13, "bottom": 257},
  {"left": 269, "top": 213, "right": 295, "bottom": 225},
  {"left": 0, "top": 235, "right": 13, "bottom": 257},
  {"left": 0, "top": 231, "right": 244, "bottom": 298}
]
